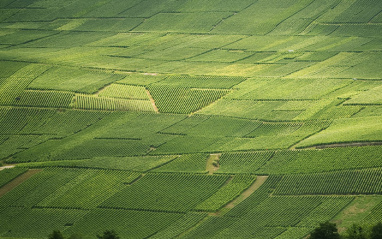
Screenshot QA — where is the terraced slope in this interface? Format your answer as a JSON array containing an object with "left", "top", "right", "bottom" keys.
[{"left": 0, "top": 0, "right": 381, "bottom": 238}]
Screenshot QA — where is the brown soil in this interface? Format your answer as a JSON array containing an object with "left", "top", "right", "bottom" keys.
[
  {"left": 225, "top": 176, "right": 268, "bottom": 209},
  {"left": 146, "top": 89, "right": 159, "bottom": 113},
  {"left": 0, "top": 169, "right": 42, "bottom": 197}
]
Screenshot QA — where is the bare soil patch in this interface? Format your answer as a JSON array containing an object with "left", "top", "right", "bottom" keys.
[
  {"left": 225, "top": 175, "right": 268, "bottom": 209},
  {"left": 145, "top": 89, "right": 159, "bottom": 113},
  {"left": 0, "top": 169, "right": 42, "bottom": 197}
]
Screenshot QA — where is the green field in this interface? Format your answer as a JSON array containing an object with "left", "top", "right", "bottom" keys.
[{"left": 0, "top": 0, "right": 381, "bottom": 238}]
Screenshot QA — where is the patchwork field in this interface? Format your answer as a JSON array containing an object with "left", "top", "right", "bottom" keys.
[{"left": 0, "top": 0, "right": 381, "bottom": 238}]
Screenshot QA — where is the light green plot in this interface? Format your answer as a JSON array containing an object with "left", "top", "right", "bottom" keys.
[
  {"left": 99, "top": 84, "right": 150, "bottom": 100},
  {"left": 29, "top": 66, "right": 124, "bottom": 94},
  {"left": 296, "top": 116, "right": 382, "bottom": 147}
]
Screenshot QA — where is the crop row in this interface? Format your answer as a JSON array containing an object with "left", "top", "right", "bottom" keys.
[
  {"left": 194, "top": 174, "right": 256, "bottom": 212},
  {"left": 218, "top": 151, "right": 273, "bottom": 174},
  {"left": 100, "top": 173, "right": 229, "bottom": 212},
  {"left": 257, "top": 145, "right": 382, "bottom": 175},
  {"left": 0, "top": 168, "right": 141, "bottom": 209},
  {"left": 363, "top": 200, "right": 382, "bottom": 224},
  {"left": 156, "top": 74, "right": 245, "bottom": 89},
  {"left": 149, "top": 212, "right": 207, "bottom": 239},
  {"left": 148, "top": 85, "right": 229, "bottom": 114},
  {"left": 0, "top": 167, "right": 27, "bottom": 188},
  {"left": 71, "top": 94, "right": 154, "bottom": 112},
  {"left": 213, "top": 196, "right": 353, "bottom": 238},
  {"left": 152, "top": 153, "right": 208, "bottom": 173},
  {"left": 274, "top": 168, "right": 382, "bottom": 195},
  {"left": 99, "top": 84, "right": 150, "bottom": 100},
  {"left": 28, "top": 65, "right": 124, "bottom": 94},
  {"left": 12, "top": 90, "right": 74, "bottom": 108}
]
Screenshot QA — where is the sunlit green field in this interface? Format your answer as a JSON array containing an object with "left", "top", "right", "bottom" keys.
[{"left": 0, "top": 0, "right": 381, "bottom": 238}]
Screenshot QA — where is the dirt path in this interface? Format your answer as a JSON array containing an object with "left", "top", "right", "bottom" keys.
[
  {"left": 145, "top": 89, "right": 159, "bottom": 113},
  {"left": 225, "top": 175, "right": 268, "bottom": 209},
  {"left": 206, "top": 154, "right": 220, "bottom": 175},
  {"left": 0, "top": 169, "right": 41, "bottom": 197},
  {"left": 0, "top": 165, "right": 15, "bottom": 171}
]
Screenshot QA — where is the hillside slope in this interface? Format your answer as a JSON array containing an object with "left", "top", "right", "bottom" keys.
[{"left": 0, "top": 0, "right": 381, "bottom": 238}]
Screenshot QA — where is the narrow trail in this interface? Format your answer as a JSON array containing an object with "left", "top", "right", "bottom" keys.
[
  {"left": 0, "top": 169, "right": 41, "bottom": 197},
  {"left": 0, "top": 165, "right": 15, "bottom": 171},
  {"left": 225, "top": 176, "right": 268, "bottom": 209},
  {"left": 146, "top": 89, "right": 159, "bottom": 113}
]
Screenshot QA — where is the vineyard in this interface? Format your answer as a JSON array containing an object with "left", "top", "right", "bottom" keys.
[{"left": 0, "top": 0, "right": 381, "bottom": 238}]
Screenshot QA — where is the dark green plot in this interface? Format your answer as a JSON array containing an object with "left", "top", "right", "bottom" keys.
[
  {"left": 100, "top": 173, "right": 228, "bottom": 212},
  {"left": 148, "top": 85, "right": 229, "bottom": 114}
]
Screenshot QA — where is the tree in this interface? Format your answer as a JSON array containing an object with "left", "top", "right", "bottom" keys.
[
  {"left": 310, "top": 221, "right": 340, "bottom": 239},
  {"left": 96, "top": 230, "right": 120, "bottom": 239},
  {"left": 48, "top": 230, "right": 65, "bottom": 239},
  {"left": 68, "top": 233, "right": 83, "bottom": 239},
  {"left": 371, "top": 222, "right": 382, "bottom": 239},
  {"left": 344, "top": 224, "right": 367, "bottom": 239}
]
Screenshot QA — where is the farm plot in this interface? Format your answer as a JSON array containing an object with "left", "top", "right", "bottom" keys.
[
  {"left": 0, "top": 167, "right": 27, "bottom": 188},
  {"left": 0, "top": 168, "right": 82, "bottom": 207},
  {"left": 212, "top": 0, "right": 314, "bottom": 35},
  {"left": 37, "top": 169, "right": 140, "bottom": 209},
  {"left": 159, "top": 114, "right": 211, "bottom": 135},
  {"left": 184, "top": 115, "right": 261, "bottom": 137},
  {"left": 72, "top": 94, "right": 154, "bottom": 112},
  {"left": 29, "top": 110, "right": 110, "bottom": 137},
  {"left": 12, "top": 90, "right": 74, "bottom": 108},
  {"left": 150, "top": 135, "right": 221, "bottom": 155},
  {"left": 0, "top": 107, "right": 55, "bottom": 135},
  {"left": 274, "top": 168, "right": 382, "bottom": 195},
  {"left": 133, "top": 12, "right": 233, "bottom": 33},
  {"left": 100, "top": 173, "right": 229, "bottom": 212},
  {"left": 116, "top": 73, "right": 167, "bottom": 86},
  {"left": 153, "top": 74, "right": 246, "bottom": 89},
  {"left": 28, "top": 66, "right": 124, "bottom": 94},
  {"left": 148, "top": 85, "right": 229, "bottom": 114},
  {"left": 0, "top": 207, "right": 88, "bottom": 238},
  {"left": 19, "top": 155, "right": 177, "bottom": 172},
  {"left": 296, "top": 116, "right": 382, "bottom": 148},
  {"left": 257, "top": 146, "right": 382, "bottom": 174},
  {"left": 231, "top": 78, "right": 352, "bottom": 100},
  {"left": 97, "top": 113, "right": 185, "bottom": 139},
  {"left": 0, "top": 29, "right": 57, "bottom": 45},
  {"left": 362, "top": 200, "right": 382, "bottom": 224},
  {"left": 197, "top": 99, "right": 304, "bottom": 121},
  {"left": 0, "top": 64, "right": 52, "bottom": 105},
  {"left": 0, "top": 135, "right": 52, "bottom": 160},
  {"left": 98, "top": 84, "right": 150, "bottom": 100},
  {"left": 55, "top": 139, "right": 150, "bottom": 159},
  {"left": 23, "top": 31, "right": 115, "bottom": 48},
  {"left": 345, "top": 84, "right": 382, "bottom": 105},
  {"left": 0, "top": 60, "right": 28, "bottom": 78},
  {"left": 152, "top": 154, "right": 208, "bottom": 173},
  {"left": 149, "top": 212, "right": 207, "bottom": 239},
  {"left": 188, "top": 49, "right": 253, "bottom": 63},
  {"left": 73, "top": 18, "right": 144, "bottom": 32},
  {"left": 194, "top": 174, "right": 256, "bottom": 212},
  {"left": 208, "top": 195, "right": 352, "bottom": 239},
  {"left": 217, "top": 151, "right": 274, "bottom": 174},
  {"left": 64, "top": 208, "right": 182, "bottom": 239}
]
